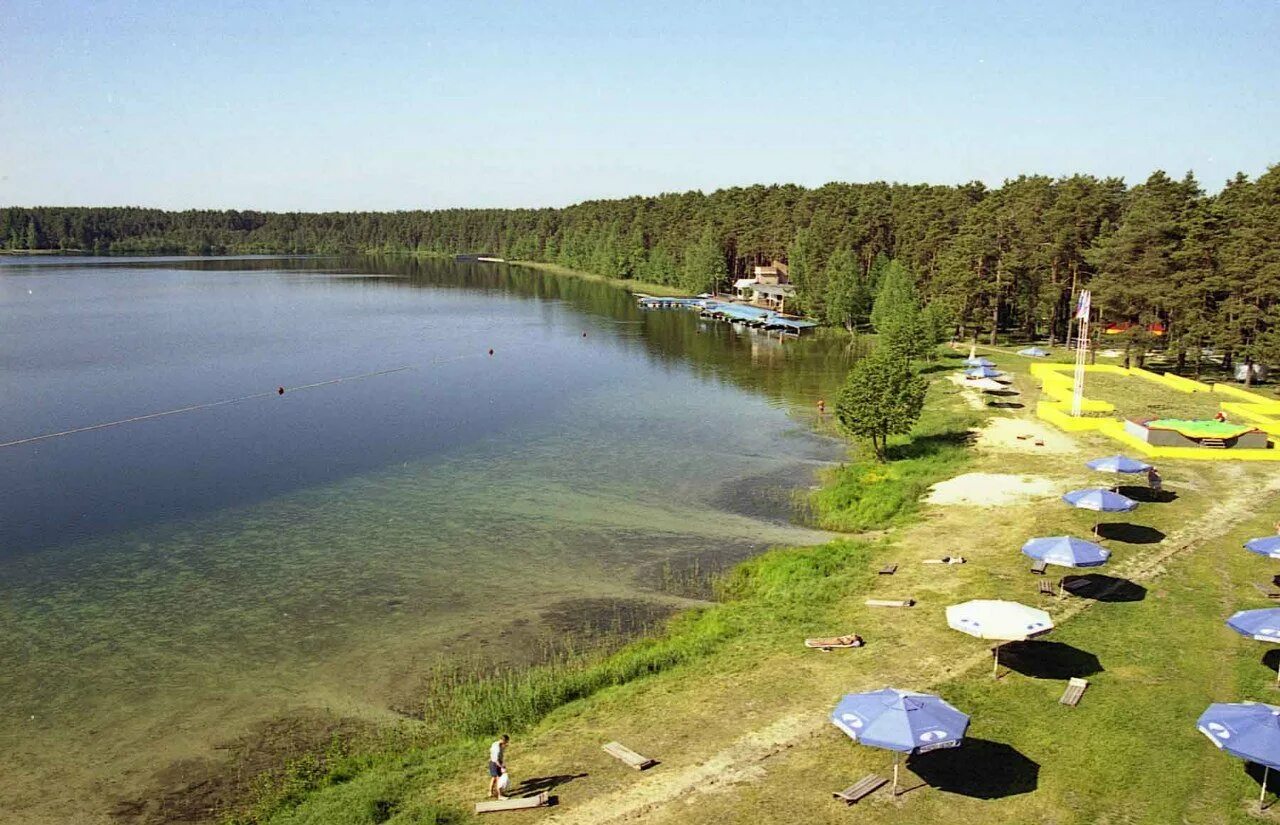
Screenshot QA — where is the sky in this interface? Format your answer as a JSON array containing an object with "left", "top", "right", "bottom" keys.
[{"left": 3, "top": 1, "right": 1279, "bottom": 211}]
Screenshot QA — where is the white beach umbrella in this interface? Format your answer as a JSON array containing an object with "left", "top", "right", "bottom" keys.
[
  {"left": 946, "top": 600, "right": 1054, "bottom": 677},
  {"left": 970, "top": 377, "right": 1011, "bottom": 392}
]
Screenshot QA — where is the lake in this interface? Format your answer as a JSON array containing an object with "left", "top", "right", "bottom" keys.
[{"left": 0, "top": 256, "right": 856, "bottom": 823}]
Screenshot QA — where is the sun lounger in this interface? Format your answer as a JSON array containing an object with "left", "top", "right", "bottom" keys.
[
  {"left": 476, "top": 792, "right": 550, "bottom": 813},
  {"left": 1038, "top": 580, "right": 1055, "bottom": 596},
  {"left": 1060, "top": 678, "right": 1088, "bottom": 707},
  {"left": 1030, "top": 559, "right": 1048, "bottom": 575},
  {"left": 833, "top": 773, "right": 887, "bottom": 804},
  {"left": 865, "top": 598, "right": 915, "bottom": 608},
  {"left": 1254, "top": 582, "right": 1280, "bottom": 600},
  {"left": 878, "top": 563, "right": 898, "bottom": 575},
  {"left": 804, "top": 634, "right": 863, "bottom": 651},
  {"left": 602, "top": 741, "right": 657, "bottom": 771}
]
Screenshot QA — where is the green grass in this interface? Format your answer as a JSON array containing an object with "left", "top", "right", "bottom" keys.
[
  {"left": 509, "top": 261, "right": 692, "bottom": 298},
  {"left": 1080, "top": 371, "right": 1225, "bottom": 421},
  {"left": 808, "top": 378, "right": 981, "bottom": 532}
]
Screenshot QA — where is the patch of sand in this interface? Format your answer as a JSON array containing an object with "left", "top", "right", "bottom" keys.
[
  {"left": 977, "top": 416, "right": 1079, "bottom": 454},
  {"left": 925, "top": 472, "right": 1059, "bottom": 507},
  {"left": 946, "top": 373, "right": 987, "bottom": 410}
]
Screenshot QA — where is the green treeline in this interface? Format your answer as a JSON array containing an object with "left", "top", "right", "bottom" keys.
[{"left": 5, "top": 164, "right": 1279, "bottom": 365}]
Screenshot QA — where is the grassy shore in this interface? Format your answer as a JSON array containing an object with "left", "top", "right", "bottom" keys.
[
  {"left": 222, "top": 373, "right": 974, "bottom": 824},
  {"left": 233, "top": 348, "right": 1280, "bottom": 825},
  {"left": 507, "top": 261, "right": 693, "bottom": 298}
]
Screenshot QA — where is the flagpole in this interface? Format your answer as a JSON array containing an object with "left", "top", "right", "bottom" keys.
[{"left": 1072, "top": 290, "right": 1091, "bottom": 418}]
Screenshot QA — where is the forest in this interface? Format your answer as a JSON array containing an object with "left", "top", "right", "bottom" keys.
[{"left": 4, "top": 164, "right": 1278, "bottom": 369}]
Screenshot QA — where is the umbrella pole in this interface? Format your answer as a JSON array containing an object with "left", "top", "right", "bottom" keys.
[
  {"left": 892, "top": 753, "right": 899, "bottom": 797},
  {"left": 1262, "top": 765, "right": 1270, "bottom": 809},
  {"left": 993, "top": 644, "right": 1000, "bottom": 678}
]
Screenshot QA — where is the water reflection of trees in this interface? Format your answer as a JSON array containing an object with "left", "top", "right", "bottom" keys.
[{"left": 146, "top": 255, "right": 866, "bottom": 409}]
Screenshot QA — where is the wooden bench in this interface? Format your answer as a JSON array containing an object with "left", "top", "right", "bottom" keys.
[
  {"left": 1060, "top": 677, "right": 1088, "bottom": 707},
  {"left": 1253, "top": 582, "right": 1280, "bottom": 600},
  {"left": 833, "top": 773, "right": 887, "bottom": 804},
  {"left": 1030, "top": 559, "right": 1048, "bottom": 575},
  {"left": 602, "top": 741, "right": 657, "bottom": 771},
  {"left": 1038, "top": 580, "right": 1055, "bottom": 596},
  {"left": 476, "top": 792, "right": 550, "bottom": 813},
  {"left": 878, "top": 563, "right": 898, "bottom": 575},
  {"left": 865, "top": 598, "right": 915, "bottom": 608}
]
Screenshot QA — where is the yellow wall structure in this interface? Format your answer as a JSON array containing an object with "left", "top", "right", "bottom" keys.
[{"left": 1029, "top": 363, "right": 1280, "bottom": 461}]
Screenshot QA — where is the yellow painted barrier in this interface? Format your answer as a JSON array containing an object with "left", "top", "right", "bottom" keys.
[{"left": 1029, "top": 362, "right": 1280, "bottom": 461}]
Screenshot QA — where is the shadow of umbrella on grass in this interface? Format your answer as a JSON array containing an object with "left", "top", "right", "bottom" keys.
[
  {"left": 906, "top": 739, "right": 1039, "bottom": 799},
  {"left": 996, "top": 640, "right": 1103, "bottom": 680},
  {"left": 1095, "top": 523, "right": 1165, "bottom": 544},
  {"left": 1117, "top": 485, "right": 1179, "bottom": 504},
  {"left": 1060, "top": 574, "right": 1148, "bottom": 602}
]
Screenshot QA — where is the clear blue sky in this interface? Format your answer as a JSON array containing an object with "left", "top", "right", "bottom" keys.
[{"left": 3, "top": 1, "right": 1278, "bottom": 210}]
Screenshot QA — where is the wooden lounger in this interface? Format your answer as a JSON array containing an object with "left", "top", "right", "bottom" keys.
[
  {"left": 833, "top": 773, "right": 887, "bottom": 804},
  {"left": 602, "top": 741, "right": 657, "bottom": 771},
  {"left": 865, "top": 598, "right": 915, "bottom": 608},
  {"left": 1253, "top": 582, "right": 1280, "bottom": 600},
  {"left": 1060, "top": 677, "right": 1088, "bottom": 707},
  {"left": 476, "top": 792, "right": 550, "bottom": 813},
  {"left": 1030, "top": 559, "right": 1048, "bottom": 575},
  {"left": 1038, "top": 580, "right": 1055, "bottom": 596},
  {"left": 878, "top": 563, "right": 898, "bottom": 575},
  {"left": 805, "top": 634, "right": 863, "bottom": 651}
]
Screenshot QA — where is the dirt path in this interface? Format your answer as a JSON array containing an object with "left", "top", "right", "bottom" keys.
[{"left": 544, "top": 426, "right": 1280, "bottom": 825}]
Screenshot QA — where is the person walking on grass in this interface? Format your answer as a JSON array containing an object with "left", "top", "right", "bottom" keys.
[
  {"left": 488, "top": 734, "right": 510, "bottom": 799},
  {"left": 1147, "top": 466, "right": 1163, "bottom": 495}
]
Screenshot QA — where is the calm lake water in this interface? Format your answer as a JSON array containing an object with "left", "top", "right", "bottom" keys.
[{"left": 0, "top": 256, "right": 856, "bottom": 823}]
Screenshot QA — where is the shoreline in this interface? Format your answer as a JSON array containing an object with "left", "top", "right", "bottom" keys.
[
  {"left": 504, "top": 260, "right": 693, "bottom": 298},
  {"left": 219, "top": 365, "right": 975, "bottom": 823}
]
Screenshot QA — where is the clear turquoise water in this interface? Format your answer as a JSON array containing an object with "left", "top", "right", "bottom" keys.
[{"left": 0, "top": 256, "right": 857, "bottom": 822}]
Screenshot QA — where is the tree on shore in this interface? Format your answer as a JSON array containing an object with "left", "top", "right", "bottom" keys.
[{"left": 835, "top": 350, "right": 927, "bottom": 461}]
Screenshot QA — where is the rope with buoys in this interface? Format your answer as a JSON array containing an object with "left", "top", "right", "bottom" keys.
[{"left": 0, "top": 351, "right": 493, "bottom": 451}]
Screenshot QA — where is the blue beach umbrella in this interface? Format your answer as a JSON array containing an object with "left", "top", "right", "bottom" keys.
[
  {"left": 1246, "top": 537, "right": 1280, "bottom": 559},
  {"left": 965, "top": 356, "right": 995, "bottom": 367},
  {"left": 1021, "top": 536, "right": 1110, "bottom": 569},
  {"left": 1018, "top": 347, "right": 1049, "bottom": 357},
  {"left": 1086, "top": 454, "right": 1152, "bottom": 474},
  {"left": 965, "top": 366, "right": 1003, "bottom": 379},
  {"left": 831, "top": 688, "right": 970, "bottom": 796},
  {"left": 1198, "top": 702, "right": 1280, "bottom": 807},
  {"left": 1227, "top": 609, "right": 1280, "bottom": 685},
  {"left": 1062, "top": 488, "right": 1138, "bottom": 513}
]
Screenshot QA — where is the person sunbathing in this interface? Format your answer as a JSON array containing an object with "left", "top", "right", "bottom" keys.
[{"left": 804, "top": 634, "right": 863, "bottom": 649}]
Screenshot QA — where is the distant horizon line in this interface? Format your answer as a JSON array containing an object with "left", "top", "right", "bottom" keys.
[{"left": 4, "top": 162, "right": 1275, "bottom": 213}]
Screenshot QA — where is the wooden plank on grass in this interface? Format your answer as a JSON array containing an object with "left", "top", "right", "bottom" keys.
[
  {"left": 878, "top": 563, "right": 898, "bottom": 575},
  {"left": 1060, "top": 677, "right": 1088, "bottom": 707},
  {"left": 833, "top": 773, "right": 887, "bottom": 804},
  {"left": 475, "top": 792, "right": 550, "bottom": 813},
  {"left": 865, "top": 598, "right": 914, "bottom": 608},
  {"left": 602, "top": 741, "right": 657, "bottom": 771}
]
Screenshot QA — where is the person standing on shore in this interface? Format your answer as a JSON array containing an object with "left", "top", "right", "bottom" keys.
[{"left": 487, "top": 734, "right": 510, "bottom": 799}]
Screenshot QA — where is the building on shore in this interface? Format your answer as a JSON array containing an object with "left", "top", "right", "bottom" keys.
[{"left": 732, "top": 259, "right": 796, "bottom": 312}]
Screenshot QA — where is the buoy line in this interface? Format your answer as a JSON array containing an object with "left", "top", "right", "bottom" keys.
[{"left": 0, "top": 352, "right": 490, "bottom": 451}]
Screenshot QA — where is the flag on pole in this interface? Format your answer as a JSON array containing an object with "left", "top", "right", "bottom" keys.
[{"left": 1075, "top": 290, "right": 1091, "bottom": 320}]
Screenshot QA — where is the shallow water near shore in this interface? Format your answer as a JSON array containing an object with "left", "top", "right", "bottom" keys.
[{"left": 0, "top": 256, "right": 856, "bottom": 823}]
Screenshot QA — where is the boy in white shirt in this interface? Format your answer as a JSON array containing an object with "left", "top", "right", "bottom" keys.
[{"left": 488, "top": 734, "right": 510, "bottom": 799}]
